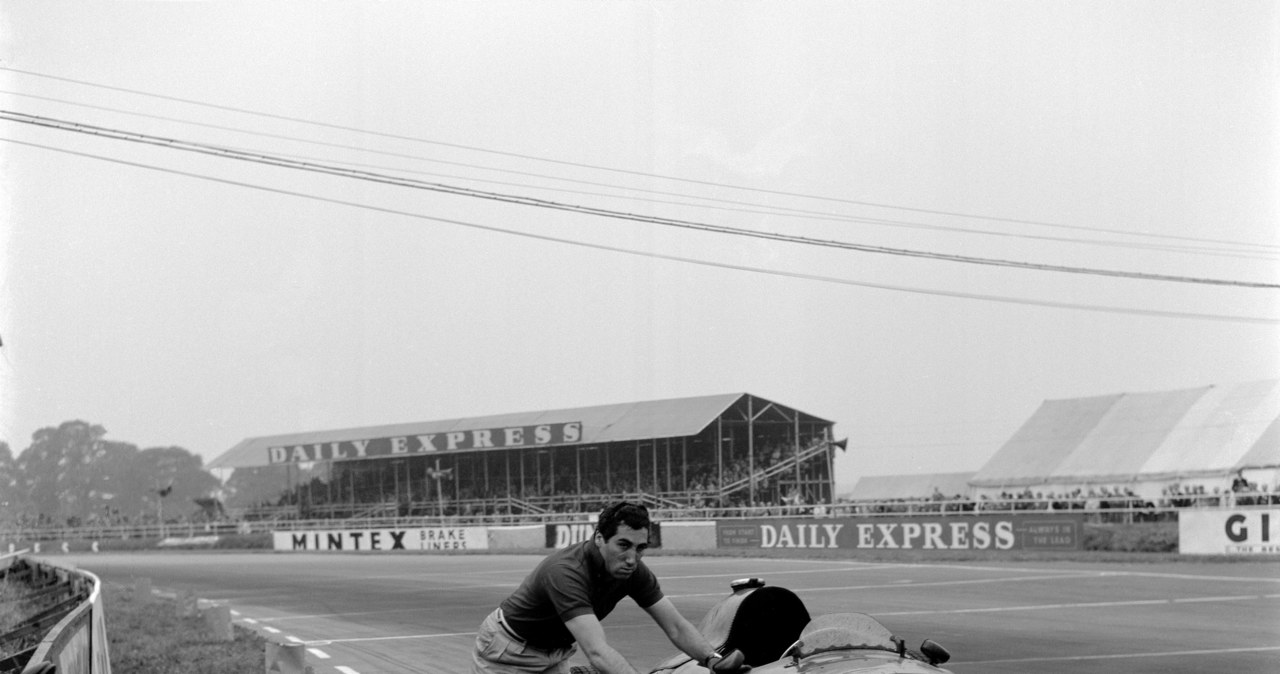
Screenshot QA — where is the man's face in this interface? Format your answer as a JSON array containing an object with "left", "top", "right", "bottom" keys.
[{"left": 595, "top": 523, "right": 649, "bottom": 579}]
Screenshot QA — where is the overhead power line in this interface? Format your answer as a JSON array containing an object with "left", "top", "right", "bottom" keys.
[
  {"left": 4, "top": 110, "right": 1276, "bottom": 290},
  {"left": 5, "top": 66, "right": 1276, "bottom": 253},
  {"left": 6, "top": 89, "right": 1275, "bottom": 262},
  {"left": 5, "top": 136, "right": 1275, "bottom": 325}
]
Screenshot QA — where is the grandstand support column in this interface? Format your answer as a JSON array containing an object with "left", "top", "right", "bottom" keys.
[
  {"left": 287, "top": 463, "right": 297, "bottom": 521},
  {"left": 652, "top": 440, "right": 658, "bottom": 495},
  {"left": 635, "top": 441, "right": 641, "bottom": 495},
  {"left": 681, "top": 438, "right": 687, "bottom": 492},
  {"left": 391, "top": 460, "right": 401, "bottom": 507},
  {"left": 717, "top": 417, "right": 724, "bottom": 504},
  {"left": 405, "top": 459, "right": 412, "bottom": 506},
  {"left": 824, "top": 426, "right": 833, "bottom": 503},
  {"left": 505, "top": 451, "right": 512, "bottom": 508},
  {"left": 794, "top": 415, "right": 801, "bottom": 493},
  {"left": 748, "top": 396, "right": 756, "bottom": 506},
  {"left": 665, "top": 438, "right": 672, "bottom": 494}
]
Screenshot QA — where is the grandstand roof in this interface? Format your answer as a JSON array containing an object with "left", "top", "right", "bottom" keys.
[
  {"left": 970, "top": 379, "right": 1280, "bottom": 488},
  {"left": 208, "top": 393, "right": 833, "bottom": 470},
  {"left": 843, "top": 472, "right": 975, "bottom": 501}
]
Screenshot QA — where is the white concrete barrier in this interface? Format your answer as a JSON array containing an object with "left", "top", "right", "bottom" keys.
[{"left": 265, "top": 641, "right": 311, "bottom": 673}]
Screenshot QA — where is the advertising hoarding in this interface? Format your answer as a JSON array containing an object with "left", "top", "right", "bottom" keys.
[
  {"left": 716, "top": 514, "right": 1083, "bottom": 552},
  {"left": 273, "top": 527, "right": 488, "bottom": 552},
  {"left": 1180, "top": 508, "right": 1280, "bottom": 554}
]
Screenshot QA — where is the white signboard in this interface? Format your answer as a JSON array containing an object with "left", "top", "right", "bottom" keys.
[
  {"left": 273, "top": 527, "right": 488, "bottom": 552},
  {"left": 1180, "top": 508, "right": 1280, "bottom": 554}
]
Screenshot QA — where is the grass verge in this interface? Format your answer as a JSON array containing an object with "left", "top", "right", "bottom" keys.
[
  {"left": 100, "top": 582, "right": 267, "bottom": 674},
  {"left": 0, "top": 578, "right": 42, "bottom": 666}
]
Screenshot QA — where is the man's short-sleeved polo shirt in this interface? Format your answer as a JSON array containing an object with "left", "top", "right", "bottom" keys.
[{"left": 499, "top": 539, "right": 663, "bottom": 649}]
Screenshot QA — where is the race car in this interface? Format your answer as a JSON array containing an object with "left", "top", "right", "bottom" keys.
[{"left": 648, "top": 577, "right": 954, "bottom": 674}]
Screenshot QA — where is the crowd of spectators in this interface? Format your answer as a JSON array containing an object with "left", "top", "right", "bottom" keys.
[{"left": 836, "top": 475, "right": 1278, "bottom": 520}]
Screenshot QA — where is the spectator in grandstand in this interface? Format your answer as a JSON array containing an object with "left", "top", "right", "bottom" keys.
[{"left": 471, "top": 501, "right": 749, "bottom": 674}]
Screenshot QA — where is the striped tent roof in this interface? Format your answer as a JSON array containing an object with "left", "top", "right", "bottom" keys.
[{"left": 970, "top": 379, "right": 1280, "bottom": 488}]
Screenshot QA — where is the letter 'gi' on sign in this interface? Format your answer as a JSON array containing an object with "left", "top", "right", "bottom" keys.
[{"left": 266, "top": 421, "right": 584, "bottom": 464}]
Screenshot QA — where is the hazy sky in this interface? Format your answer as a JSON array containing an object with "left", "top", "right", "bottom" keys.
[{"left": 2, "top": 2, "right": 1277, "bottom": 492}]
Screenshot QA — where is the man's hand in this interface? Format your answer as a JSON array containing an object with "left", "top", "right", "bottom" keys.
[{"left": 705, "top": 649, "right": 751, "bottom": 673}]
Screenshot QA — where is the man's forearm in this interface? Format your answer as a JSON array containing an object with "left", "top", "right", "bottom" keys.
[{"left": 668, "top": 620, "right": 716, "bottom": 663}]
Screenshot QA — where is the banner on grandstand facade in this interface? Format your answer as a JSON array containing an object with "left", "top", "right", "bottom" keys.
[
  {"left": 716, "top": 514, "right": 1083, "bottom": 552},
  {"left": 265, "top": 421, "right": 583, "bottom": 464},
  {"left": 274, "top": 527, "right": 488, "bottom": 552},
  {"left": 547, "top": 522, "right": 663, "bottom": 549},
  {"left": 1180, "top": 508, "right": 1280, "bottom": 555}
]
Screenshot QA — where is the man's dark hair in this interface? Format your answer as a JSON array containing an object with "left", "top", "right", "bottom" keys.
[{"left": 596, "top": 501, "right": 650, "bottom": 540}]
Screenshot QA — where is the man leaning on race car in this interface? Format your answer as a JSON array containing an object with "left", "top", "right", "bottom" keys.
[{"left": 471, "top": 501, "right": 750, "bottom": 674}]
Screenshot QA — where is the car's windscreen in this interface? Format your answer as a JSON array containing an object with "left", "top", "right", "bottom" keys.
[{"left": 795, "top": 613, "right": 897, "bottom": 658}]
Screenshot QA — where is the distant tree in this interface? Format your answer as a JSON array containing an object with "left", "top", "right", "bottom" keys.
[
  {"left": 11, "top": 422, "right": 222, "bottom": 525},
  {"left": 0, "top": 441, "right": 24, "bottom": 521},
  {"left": 88, "top": 440, "right": 145, "bottom": 521},
  {"left": 15, "top": 421, "right": 110, "bottom": 525},
  {"left": 134, "top": 446, "right": 221, "bottom": 522}
]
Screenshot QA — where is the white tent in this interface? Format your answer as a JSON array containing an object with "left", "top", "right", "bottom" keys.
[{"left": 969, "top": 379, "right": 1280, "bottom": 499}]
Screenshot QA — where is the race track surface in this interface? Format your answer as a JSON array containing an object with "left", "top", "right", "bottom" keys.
[{"left": 52, "top": 551, "right": 1280, "bottom": 674}]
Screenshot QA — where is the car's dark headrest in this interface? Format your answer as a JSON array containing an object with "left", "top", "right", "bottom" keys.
[
  {"left": 721, "top": 586, "right": 811, "bottom": 666},
  {"left": 650, "top": 584, "right": 812, "bottom": 674}
]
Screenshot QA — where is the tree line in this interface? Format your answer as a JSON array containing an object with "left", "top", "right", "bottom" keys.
[{"left": 0, "top": 420, "right": 221, "bottom": 528}]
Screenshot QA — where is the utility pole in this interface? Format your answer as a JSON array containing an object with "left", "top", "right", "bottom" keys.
[{"left": 156, "top": 481, "right": 173, "bottom": 537}]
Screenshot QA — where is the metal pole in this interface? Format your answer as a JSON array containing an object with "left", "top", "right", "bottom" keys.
[
  {"left": 681, "top": 437, "right": 687, "bottom": 492},
  {"left": 717, "top": 417, "right": 723, "bottom": 503},
  {"left": 748, "top": 396, "right": 755, "bottom": 505},
  {"left": 665, "top": 438, "right": 671, "bottom": 494},
  {"left": 794, "top": 413, "right": 801, "bottom": 494},
  {"left": 825, "top": 425, "right": 833, "bottom": 503},
  {"left": 652, "top": 441, "right": 658, "bottom": 496}
]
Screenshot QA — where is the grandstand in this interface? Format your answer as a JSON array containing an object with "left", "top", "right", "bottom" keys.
[{"left": 207, "top": 393, "right": 839, "bottom": 520}]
